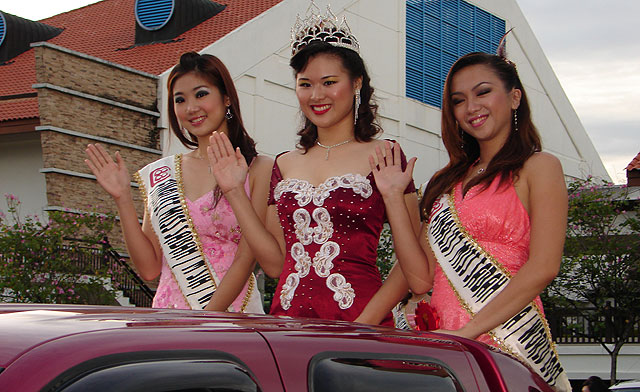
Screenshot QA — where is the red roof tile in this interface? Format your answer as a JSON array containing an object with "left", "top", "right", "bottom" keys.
[
  {"left": 0, "top": 0, "right": 282, "bottom": 121},
  {"left": 0, "top": 97, "right": 39, "bottom": 121},
  {"left": 625, "top": 152, "right": 640, "bottom": 171}
]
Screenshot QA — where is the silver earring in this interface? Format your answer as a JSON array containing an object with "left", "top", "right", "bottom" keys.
[
  {"left": 513, "top": 109, "right": 518, "bottom": 132},
  {"left": 459, "top": 127, "right": 465, "bottom": 149},
  {"left": 225, "top": 106, "right": 233, "bottom": 120},
  {"left": 354, "top": 89, "right": 361, "bottom": 125}
]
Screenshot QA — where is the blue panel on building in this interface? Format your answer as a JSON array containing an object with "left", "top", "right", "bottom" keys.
[
  {"left": 0, "top": 12, "right": 6, "bottom": 48},
  {"left": 135, "top": 0, "right": 175, "bottom": 31},
  {"left": 405, "top": 0, "right": 505, "bottom": 108}
]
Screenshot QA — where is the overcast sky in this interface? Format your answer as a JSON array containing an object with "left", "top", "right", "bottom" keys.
[
  {"left": 516, "top": 0, "right": 640, "bottom": 184},
  {"left": 3, "top": 0, "right": 638, "bottom": 183}
]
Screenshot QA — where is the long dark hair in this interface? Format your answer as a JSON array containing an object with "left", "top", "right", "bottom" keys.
[
  {"left": 421, "top": 52, "right": 541, "bottom": 219},
  {"left": 289, "top": 42, "right": 381, "bottom": 151},
  {"left": 167, "top": 52, "right": 257, "bottom": 166}
]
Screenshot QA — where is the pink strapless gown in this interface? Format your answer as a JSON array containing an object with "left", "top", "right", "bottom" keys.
[
  {"left": 153, "top": 179, "right": 256, "bottom": 312},
  {"left": 430, "top": 176, "right": 544, "bottom": 346}
]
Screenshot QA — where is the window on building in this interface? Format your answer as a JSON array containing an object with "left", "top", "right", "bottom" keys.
[{"left": 406, "top": 0, "right": 506, "bottom": 108}]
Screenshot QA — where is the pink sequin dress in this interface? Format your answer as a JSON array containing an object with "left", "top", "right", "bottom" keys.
[
  {"left": 430, "top": 175, "right": 544, "bottom": 346},
  {"left": 153, "top": 176, "right": 261, "bottom": 313},
  {"left": 268, "top": 144, "right": 415, "bottom": 325}
]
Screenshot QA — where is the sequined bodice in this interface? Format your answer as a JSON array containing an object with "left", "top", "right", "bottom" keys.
[
  {"left": 267, "top": 146, "right": 414, "bottom": 323},
  {"left": 271, "top": 171, "right": 386, "bottom": 320}
]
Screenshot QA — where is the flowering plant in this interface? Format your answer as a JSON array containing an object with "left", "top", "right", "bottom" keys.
[{"left": 0, "top": 194, "right": 118, "bottom": 304}]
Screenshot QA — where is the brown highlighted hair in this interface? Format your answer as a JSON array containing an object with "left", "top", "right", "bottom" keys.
[
  {"left": 167, "top": 52, "right": 257, "bottom": 165},
  {"left": 290, "top": 42, "right": 381, "bottom": 151},
  {"left": 420, "top": 52, "right": 541, "bottom": 219}
]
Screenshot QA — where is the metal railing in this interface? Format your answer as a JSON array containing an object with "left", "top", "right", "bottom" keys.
[
  {"left": 62, "top": 237, "right": 154, "bottom": 307},
  {"left": 547, "top": 312, "right": 640, "bottom": 344}
]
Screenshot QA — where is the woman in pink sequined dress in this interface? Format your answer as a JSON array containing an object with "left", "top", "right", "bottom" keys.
[
  {"left": 207, "top": 5, "right": 420, "bottom": 325},
  {"left": 371, "top": 51, "right": 571, "bottom": 391},
  {"left": 84, "top": 52, "right": 271, "bottom": 312}
]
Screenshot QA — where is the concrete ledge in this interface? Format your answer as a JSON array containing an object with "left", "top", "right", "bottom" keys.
[
  {"left": 33, "top": 83, "right": 160, "bottom": 117},
  {"left": 36, "top": 125, "right": 162, "bottom": 155}
]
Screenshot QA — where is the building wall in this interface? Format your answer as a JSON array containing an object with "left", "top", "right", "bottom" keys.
[
  {"left": 0, "top": 132, "right": 47, "bottom": 219},
  {"left": 32, "top": 43, "right": 162, "bottom": 251},
  {"left": 558, "top": 343, "right": 640, "bottom": 381},
  {"left": 160, "top": 0, "right": 608, "bottom": 186}
]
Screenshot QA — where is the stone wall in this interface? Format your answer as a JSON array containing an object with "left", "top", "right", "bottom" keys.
[{"left": 34, "top": 44, "right": 161, "bottom": 253}]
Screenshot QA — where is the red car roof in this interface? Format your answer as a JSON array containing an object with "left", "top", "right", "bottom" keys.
[{"left": 0, "top": 304, "right": 554, "bottom": 392}]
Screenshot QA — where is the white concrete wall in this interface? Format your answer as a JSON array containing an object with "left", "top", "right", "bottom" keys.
[
  {"left": 158, "top": 0, "right": 609, "bottom": 186},
  {"left": 558, "top": 344, "right": 640, "bottom": 381},
  {"left": 0, "top": 133, "right": 47, "bottom": 221}
]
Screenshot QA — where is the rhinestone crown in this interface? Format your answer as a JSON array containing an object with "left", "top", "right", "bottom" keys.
[{"left": 290, "top": 1, "right": 360, "bottom": 57}]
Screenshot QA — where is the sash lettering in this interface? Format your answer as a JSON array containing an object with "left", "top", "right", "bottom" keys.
[
  {"left": 136, "top": 156, "right": 219, "bottom": 310},
  {"left": 428, "top": 193, "right": 569, "bottom": 390}
]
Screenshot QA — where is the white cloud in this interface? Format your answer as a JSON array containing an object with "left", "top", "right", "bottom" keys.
[{"left": 517, "top": 0, "right": 640, "bottom": 184}]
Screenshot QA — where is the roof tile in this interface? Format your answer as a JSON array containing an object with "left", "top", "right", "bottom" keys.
[
  {"left": 625, "top": 152, "right": 640, "bottom": 171},
  {"left": 0, "top": 0, "right": 282, "bottom": 121},
  {"left": 0, "top": 97, "right": 39, "bottom": 121}
]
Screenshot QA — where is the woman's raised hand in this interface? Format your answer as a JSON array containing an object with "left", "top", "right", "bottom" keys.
[
  {"left": 368, "top": 141, "right": 417, "bottom": 199},
  {"left": 208, "top": 132, "right": 249, "bottom": 194},
  {"left": 84, "top": 144, "right": 131, "bottom": 200}
]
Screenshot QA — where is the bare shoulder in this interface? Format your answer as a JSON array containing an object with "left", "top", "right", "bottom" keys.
[
  {"left": 249, "top": 155, "right": 275, "bottom": 185},
  {"left": 522, "top": 152, "right": 564, "bottom": 182},
  {"left": 524, "top": 151, "right": 562, "bottom": 170},
  {"left": 273, "top": 148, "right": 309, "bottom": 173},
  {"left": 250, "top": 154, "right": 274, "bottom": 173}
]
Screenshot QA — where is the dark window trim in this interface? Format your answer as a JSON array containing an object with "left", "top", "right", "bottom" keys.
[
  {"left": 308, "top": 350, "right": 463, "bottom": 392},
  {"left": 41, "top": 349, "right": 259, "bottom": 392}
]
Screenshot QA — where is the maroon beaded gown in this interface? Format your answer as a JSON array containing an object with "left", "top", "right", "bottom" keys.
[{"left": 267, "top": 143, "right": 415, "bottom": 325}]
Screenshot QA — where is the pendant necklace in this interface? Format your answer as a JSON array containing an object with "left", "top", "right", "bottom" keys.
[
  {"left": 473, "top": 158, "right": 486, "bottom": 175},
  {"left": 316, "top": 138, "right": 353, "bottom": 160},
  {"left": 195, "top": 151, "right": 212, "bottom": 173}
]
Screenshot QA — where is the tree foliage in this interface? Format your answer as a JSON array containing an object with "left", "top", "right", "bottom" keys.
[
  {"left": 376, "top": 224, "right": 395, "bottom": 280},
  {"left": 543, "top": 177, "right": 640, "bottom": 384},
  {"left": 0, "top": 194, "right": 119, "bottom": 304}
]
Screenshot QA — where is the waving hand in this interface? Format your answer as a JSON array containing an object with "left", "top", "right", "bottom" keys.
[
  {"left": 368, "top": 141, "right": 417, "bottom": 199},
  {"left": 208, "top": 132, "right": 249, "bottom": 194},
  {"left": 84, "top": 144, "right": 131, "bottom": 200}
]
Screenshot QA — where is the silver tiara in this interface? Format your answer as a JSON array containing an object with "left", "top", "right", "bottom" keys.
[{"left": 290, "top": 1, "right": 360, "bottom": 57}]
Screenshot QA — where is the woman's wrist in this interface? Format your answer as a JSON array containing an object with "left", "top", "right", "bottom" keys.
[
  {"left": 113, "top": 190, "right": 135, "bottom": 206},
  {"left": 222, "top": 184, "right": 247, "bottom": 199},
  {"left": 381, "top": 191, "right": 406, "bottom": 204}
]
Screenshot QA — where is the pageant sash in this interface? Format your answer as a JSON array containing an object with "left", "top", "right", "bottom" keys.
[
  {"left": 427, "top": 193, "right": 570, "bottom": 391},
  {"left": 135, "top": 154, "right": 221, "bottom": 310}
]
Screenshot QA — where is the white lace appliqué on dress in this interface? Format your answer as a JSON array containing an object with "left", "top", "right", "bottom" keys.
[{"left": 275, "top": 174, "right": 372, "bottom": 310}]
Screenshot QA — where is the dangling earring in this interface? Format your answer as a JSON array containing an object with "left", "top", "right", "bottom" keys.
[
  {"left": 354, "top": 89, "right": 361, "bottom": 125},
  {"left": 513, "top": 109, "right": 518, "bottom": 132},
  {"left": 225, "top": 106, "right": 233, "bottom": 120},
  {"left": 459, "top": 126, "right": 465, "bottom": 149}
]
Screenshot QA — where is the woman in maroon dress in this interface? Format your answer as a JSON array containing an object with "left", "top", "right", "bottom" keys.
[{"left": 207, "top": 4, "right": 420, "bottom": 325}]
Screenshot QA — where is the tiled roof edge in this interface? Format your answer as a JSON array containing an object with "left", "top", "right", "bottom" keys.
[
  {"left": 625, "top": 153, "right": 640, "bottom": 171},
  {"left": 30, "top": 41, "right": 159, "bottom": 79}
]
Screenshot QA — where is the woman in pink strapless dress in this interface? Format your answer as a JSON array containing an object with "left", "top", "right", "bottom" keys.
[
  {"left": 429, "top": 175, "right": 546, "bottom": 346},
  {"left": 85, "top": 52, "right": 271, "bottom": 312},
  {"left": 371, "top": 51, "right": 571, "bottom": 391},
  {"left": 152, "top": 172, "right": 263, "bottom": 313}
]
